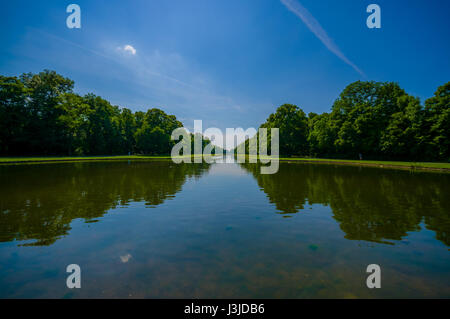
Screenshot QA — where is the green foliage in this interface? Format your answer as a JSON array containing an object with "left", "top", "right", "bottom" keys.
[
  {"left": 57, "top": 93, "right": 92, "bottom": 155},
  {"left": 0, "top": 76, "right": 29, "bottom": 155},
  {"left": 380, "top": 95, "right": 425, "bottom": 160},
  {"left": 135, "top": 125, "right": 170, "bottom": 155},
  {"left": 330, "top": 81, "right": 408, "bottom": 158},
  {"left": 424, "top": 82, "right": 450, "bottom": 161},
  {"left": 261, "top": 104, "right": 309, "bottom": 156},
  {"left": 240, "top": 104, "right": 309, "bottom": 156},
  {"left": 308, "top": 112, "right": 335, "bottom": 157},
  {"left": 1, "top": 71, "right": 448, "bottom": 161},
  {"left": 0, "top": 71, "right": 184, "bottom": 156},
  {"left": 240, "top": 80, "right": 449, "bottom": 162}
]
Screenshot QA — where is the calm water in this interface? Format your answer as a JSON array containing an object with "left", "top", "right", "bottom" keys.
[{"left": 0, "top": 159, "right": 449, "bottom": 298}]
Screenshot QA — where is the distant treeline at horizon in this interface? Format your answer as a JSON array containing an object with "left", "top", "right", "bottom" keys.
[{"left": 0, "top": 70, "right": 449, "bottom": 162}]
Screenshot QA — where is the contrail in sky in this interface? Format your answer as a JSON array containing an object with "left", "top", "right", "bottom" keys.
[{"left": 280, "top": 0, "right": 365, "bottom": 76}]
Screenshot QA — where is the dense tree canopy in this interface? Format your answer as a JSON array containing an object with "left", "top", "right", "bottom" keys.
[
  {"left": 261, "top": 104, "right": 309, "bottom": 155},
  {"left": 239, "top": 80, "right": 449, "bottom": 162},
  {"left": 424, "top": 82, "right": 450, "bottom": 160},
  {"left": 0, "top": 70, "right": 188, "bottom": 156},
  {"left": 330, "top": 81, "right": 408, "bottom": 158},
  {"left": 1, "top": 71, "right": 448, "bottom": 161}
]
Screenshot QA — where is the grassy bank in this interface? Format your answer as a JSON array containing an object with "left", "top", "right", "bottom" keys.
[
  {"left": 278, "top": 157, "right": 450, "bottom": 171},
  {"left": 0, "top": 155, "right": 173, "bottom": 164},
  {"left": 0, "top": 155, "right": 449, "bottom": 172}
]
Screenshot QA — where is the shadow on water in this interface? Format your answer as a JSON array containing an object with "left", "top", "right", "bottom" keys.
[
  {"left": 240, "top": 162, "right": 450, "bottom": 246},
  {"left": 0, "top": 161, "right": 211, "bottom": 246}
]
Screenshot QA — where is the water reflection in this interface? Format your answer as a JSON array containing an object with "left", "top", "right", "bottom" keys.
[
  {"left": 1, "top": 160, "right": 449, "bottom": 249},
  {"left": 0, "top": 160, "right": 449, "bottom": 298},
  {"left": 0, "top": 161, "right": 210, "bottom": 246},
  {"left": 240, "top": 163, "right": 450, "bottom": 246}
]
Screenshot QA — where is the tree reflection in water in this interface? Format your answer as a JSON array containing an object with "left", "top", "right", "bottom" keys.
[
  {"left": 1, "top": 160, "right": 449, "bottom": 248},
  {"left": 240, "top": 162, "right": 450, "bottom": 246},
  {"left": 0, "top": 161, "right": 211, "bottom": 246}
]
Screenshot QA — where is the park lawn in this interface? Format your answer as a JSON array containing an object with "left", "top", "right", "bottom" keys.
[
  {"left": 0, "top": 155, "right": 449, "bottom": 171},
  {"left": 278, "top": 157, "right": 450, "bottom": 170},
  {"left": 0, "top": 155, "right": 173, "bottom": 164},
  {"left": 239, "top": 155, "right": 450, "bottom": 170},
  {"left": 0, "top": 154, "right": 209, "bottom": 164}
]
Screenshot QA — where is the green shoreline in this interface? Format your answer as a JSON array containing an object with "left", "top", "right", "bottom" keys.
[
  {"left": 278, "top": 157, "right": 450, "bottom": 172},
  {"left": 0, "top": 155, "right": 173, "bottom": 164},
  {"left": 0, "top": 155, "right": 449, "bottom": 172}
]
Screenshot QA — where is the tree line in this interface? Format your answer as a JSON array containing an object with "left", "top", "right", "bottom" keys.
[
  {"left": 0, "top": 70, "right": 214, "bottom": 156},
  {"left": 242, "top": 81, "right": 449, "bottom": 162},
  {"left": 1, "top": 70, "right": 448, "bottom": 161}
]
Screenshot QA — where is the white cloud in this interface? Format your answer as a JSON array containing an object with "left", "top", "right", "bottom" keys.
[
  {"left": 120, "top": 254, "right": 132, "bottom": 263},
  {"left": 280, "top": 0, "right": 364, "bottom": 76},
  {"left": 118, "top": 44, "right": 136, "bottom": 55},
  {"left": 31, "top": 29, "right": 258, "bottom": 126}
]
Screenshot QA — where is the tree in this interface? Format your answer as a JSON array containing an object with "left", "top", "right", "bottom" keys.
[
  {"left": 1, "top": 70, "right": 448, "bottom": 162},
  {"left": 0, "top": 76, "right": 30, "bottom": 155},
  {"left": 260, "top": 104, "right": 309, "bottom": 156},
  {"left": 83, "top": 94, "right": 122, "bottom": 155},
  {"left": 134, "top": 108, "right": 182, "bottom": 155},
  {"left": 330, "top": 81, "right": 408, "bottom": 158},
  {"left": 424, "top": 82, "right": 450, "bottom": 161},
  {"left": 119, "top": 108, "right": 137, "bottom": 154},
  {"left": 308, "top": 112, "right": 336, "bottom": 157},
  {"left": 380, "top": 95, "right": 425, "bottom": 160},
  {"left": 145, "top": 108, "right": 182, "bottom": 137},
  {"left": 135, "top": 125, "right": 170, "bottom": 154},
  {"left": 57, "top": 93, "right": 92, "bottom": 155},
  {"left": 19, "top": 70, "right": 74, "bottom": 154}
]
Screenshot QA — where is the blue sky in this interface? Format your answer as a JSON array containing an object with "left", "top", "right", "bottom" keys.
[{"left": 1, "top": 0, "right": 449, "bottom": 139}]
